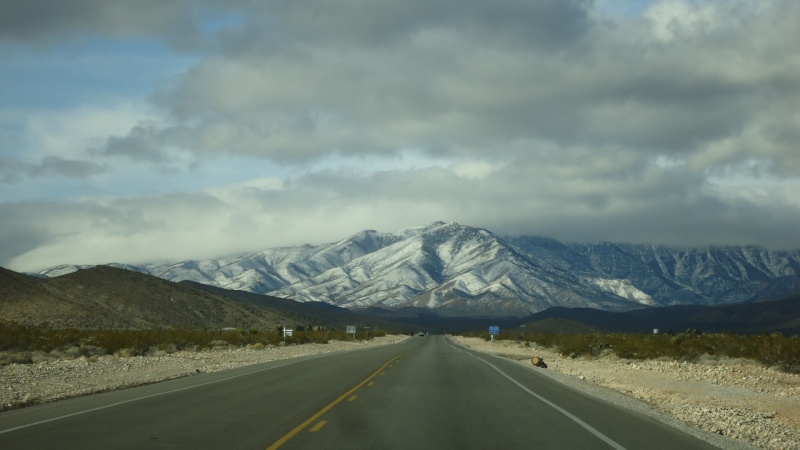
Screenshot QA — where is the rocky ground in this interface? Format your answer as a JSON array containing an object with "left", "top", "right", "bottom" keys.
[
  {"left": 2, "top": 335, "right": 799, "bottom": 449},
  {"left": 456, "top": 337, "right": 800, "bottom": 450}
]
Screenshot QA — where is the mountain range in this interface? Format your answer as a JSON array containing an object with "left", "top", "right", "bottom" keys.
[
  {"left": 38, "top": 222, "right": 800, "bottom": 318},
  {"left": 4, "top": 263, "right": 800, "bottom": 334}
]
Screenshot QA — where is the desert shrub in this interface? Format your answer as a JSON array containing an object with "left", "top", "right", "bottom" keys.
[
  {"left": 747, "top": 333, "right": 800, "bottom": 371},
  {"left": 0, "top": 351, "right": 33, "bottom": 365},
  {"left": 0, "top": 323, "right": 387, "bottom": 365},
  {"left": 63, "top": 346, "right": 82, "bottom": 358},
  {"left": 488, "top": 329, "right": 800, "bottom": 373},
  {"left": 156, "top": 343, "right": 177, "bottom": 354},
  {"left": 80, "top": 345, "right": 106, "bottom": 357},
  {"left": 30, "top": 351, "right": 56, "bottom": 364}
]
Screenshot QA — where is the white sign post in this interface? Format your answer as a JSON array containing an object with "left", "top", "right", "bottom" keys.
[{"left": 346, "top": 325, "right": 356, "bottom": 340}]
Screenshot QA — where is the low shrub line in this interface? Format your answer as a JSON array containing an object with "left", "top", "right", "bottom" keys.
[
  {"left": 0, "top": 321, "right": 385, "bottom": 365},
  {"left": 472, "top": 330, "right": 800, "bottom": 373}
]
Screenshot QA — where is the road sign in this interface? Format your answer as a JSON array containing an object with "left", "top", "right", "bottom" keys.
[
  {"left": 346, "top": 325, "right": 356, "bottom": 334},
  {"left": 489, "top": 326, "right": 500, "bottom": 335},
  {"left": 283, "top": 328, "right": 293, "bottom": 337}
]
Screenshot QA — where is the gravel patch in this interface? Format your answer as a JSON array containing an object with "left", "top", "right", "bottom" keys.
[{"left": 455, "top": 337, "right": 800, "bottom": 450}]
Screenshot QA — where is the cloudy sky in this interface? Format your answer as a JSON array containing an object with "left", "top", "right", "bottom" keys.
[{"left": 2, "top": 0, "right": 799, "bottom": 273}]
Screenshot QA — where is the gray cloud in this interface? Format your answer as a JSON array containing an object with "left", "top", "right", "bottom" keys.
[
  {"left": 33, "top": 156, "right": 109, "bottom": 178},
  {"left": 250, "top": 0, "right": 592, "bottom": 50},
  {"left": 123, "top": 0, "right": 797, "bottom": 171},
  {"left": 1, "top": 155, "right": 108, "bottom": 182},
  {"left": 0, "top": 0, "right": 208, "bottom": 44},
  {"left": 3, "top": 1, "right": 800, "bottom": 271},
  {"left": 101, "top": 124, "right": 170, "bottom": 162}
]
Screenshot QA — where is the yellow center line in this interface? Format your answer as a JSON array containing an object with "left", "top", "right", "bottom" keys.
[
  {"left": 348, "top": 395, "right": 358, "bottom": 402},
  {"left": 367, "top": 381, "right": 375, "bottom": 387},
  {"left": 265, "top": 354, "right": 401, "bottom": 450}
]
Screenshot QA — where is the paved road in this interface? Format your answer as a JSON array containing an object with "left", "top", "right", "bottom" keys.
[{"left": 0, "top": 336, "right": 720, "bottom": 449}]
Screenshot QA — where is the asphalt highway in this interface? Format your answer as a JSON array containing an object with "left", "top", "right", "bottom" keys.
[{"left": 0, "top": 335, "right": 721, "bottom": 449}]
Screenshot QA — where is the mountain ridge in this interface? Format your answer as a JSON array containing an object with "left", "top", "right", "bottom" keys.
[
  {"left": 34, "top": 222, "right": 800, "bottom": 317},
  {"left": 4, "top": 263, "right": 799, "bottom": 334}
]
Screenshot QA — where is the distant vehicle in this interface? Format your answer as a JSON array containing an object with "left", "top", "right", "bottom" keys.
[{"left": 417, "top": 332, "right": 425, "bottom": 336}]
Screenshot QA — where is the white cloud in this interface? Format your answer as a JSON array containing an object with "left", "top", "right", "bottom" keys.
[{"left": 18, "top": 102, "right": 151, "bottom": 161}]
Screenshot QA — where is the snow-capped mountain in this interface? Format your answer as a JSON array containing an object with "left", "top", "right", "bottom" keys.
[{"left": 40, "top": 222, "right": 800, "bottom": 317}]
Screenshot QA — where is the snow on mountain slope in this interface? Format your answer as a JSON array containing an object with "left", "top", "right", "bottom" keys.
[
  {"left": 269, "top": 222, "right": 660, "bottom": 315},
  {"left": 143, "top": 228, "right": 405, "bottom": 294},
  {"left": 37, "top": 222, "right": 800, "bottom": 317}
]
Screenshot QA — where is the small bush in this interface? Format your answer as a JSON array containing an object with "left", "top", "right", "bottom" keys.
[{"left": 0, "top": 351, "right": 32, "bottom": 365}]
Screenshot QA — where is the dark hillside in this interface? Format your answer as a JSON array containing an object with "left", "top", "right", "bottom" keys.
[
  {"left": 519, "top": 294, "right": 800, "bottom": 335},
  {"left": 181, "top": 281, "right": 402, "bottom": 332},
  {"left": 1, "top": 267, "right": 83, "bottom": 326},
  {"left": 1, "top": 266, "right": 288, "bottom": 329}
]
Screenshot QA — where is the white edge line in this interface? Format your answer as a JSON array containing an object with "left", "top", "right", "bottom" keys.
[
  {"left": 0, "top": 357, "right": 309, "bottom": 435},
  {"left": 448, "top": 339, "right": 627, "bottom": 450}
]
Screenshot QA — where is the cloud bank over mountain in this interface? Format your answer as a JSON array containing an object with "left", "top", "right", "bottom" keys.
[{"left": 2, "top": 1, "right": 799, "bottom": 272}]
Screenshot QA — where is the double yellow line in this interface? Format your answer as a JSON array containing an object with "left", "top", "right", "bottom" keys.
[{"left": 266, "top": 354, "right": 402, "bottom": 450}]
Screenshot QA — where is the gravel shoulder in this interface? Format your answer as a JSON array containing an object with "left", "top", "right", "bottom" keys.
[
  {"left": 454, "top": 336, "right": 800, "bottom": 450},
  {"left": 1, "top": 335, "right": 408, "bottom": 412}
]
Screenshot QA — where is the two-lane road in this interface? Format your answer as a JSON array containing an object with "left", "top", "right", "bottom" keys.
[{"left": 0, "top": 336, "right": 720, "bottom": 449}]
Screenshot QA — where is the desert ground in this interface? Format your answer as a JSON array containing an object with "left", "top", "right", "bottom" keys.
[{"left": 2, "top": 335, "right": 798, "bottom": 449}]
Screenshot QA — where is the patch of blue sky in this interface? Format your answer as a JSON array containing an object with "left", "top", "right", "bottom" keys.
[
  {"left": 594, "top": 0, "right": 655, "bottom": 18},
  {"left": 2, "top": 36, "right": 197, "bottom": 111}
]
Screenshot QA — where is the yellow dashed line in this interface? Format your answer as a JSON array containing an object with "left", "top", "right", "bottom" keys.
[
  {"left": 265, "top": 354, "right": 401, "bottom": 450},
  {"left": 348, "top": 395, "right": 358, "bottom": 402},
  {"left": 309, "top": 421, "right": 327, "bottom": 432}
]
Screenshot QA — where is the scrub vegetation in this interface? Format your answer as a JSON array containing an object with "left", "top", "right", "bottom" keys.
[
  {"left": 0, "top": 320, "right": 385, "bottom": 365},
  {"left": 476, "top": 330, "right": 800, "bottom": 374}
]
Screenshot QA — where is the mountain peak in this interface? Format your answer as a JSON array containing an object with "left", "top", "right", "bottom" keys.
[{"left": 35, "top": 223, "right": 800, "bottom": 317}]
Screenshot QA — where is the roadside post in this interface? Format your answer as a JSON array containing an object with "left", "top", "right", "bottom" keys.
[
  {"left": 489, "top": 326, "right": 500, "bottom": 342},
  {"left": 347, "top": 325, "right": 356, "bottom": 340}
]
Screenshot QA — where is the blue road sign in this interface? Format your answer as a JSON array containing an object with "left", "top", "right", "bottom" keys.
[{"left": 489, "top": 326, "right": 500, "bottom": 335}]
